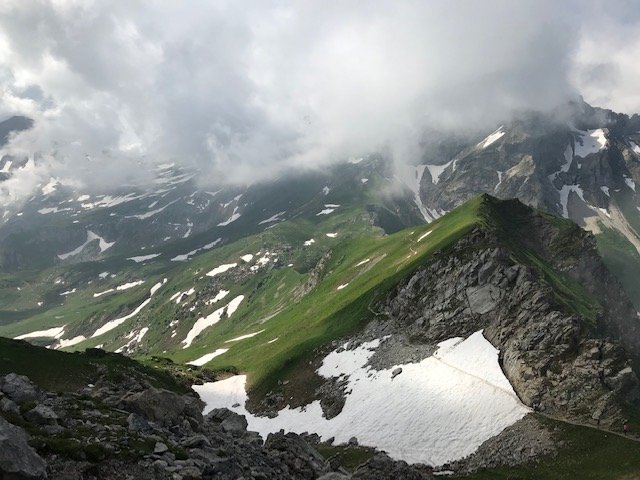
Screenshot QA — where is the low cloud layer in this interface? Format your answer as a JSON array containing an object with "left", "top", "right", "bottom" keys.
[{"left": 0, "top": 0, "right": 637, "bottom": 198}]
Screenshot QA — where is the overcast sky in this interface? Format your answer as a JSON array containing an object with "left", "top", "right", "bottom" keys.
[{"left": 1, "top": 0, "right": 639, "bottom": 195}]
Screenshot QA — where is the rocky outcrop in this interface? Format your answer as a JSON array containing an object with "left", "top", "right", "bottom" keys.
[
  {"left": 0, "top": 371, "right": 352, "bottom": 480},
  {"left": 0, "top": 415, "right": 47, "bottom": 479},
  {"left": 374, "top": 230, "right": 637, "bottom": 426},
  {"left": 446, "top": 415, "right": 556, "bottom": 473},
  {"left": 302, "top": 199, "right": 635, "bottom": 433},
  {"left": 351, "top": 453, "right": 432, "bottom": 479}
]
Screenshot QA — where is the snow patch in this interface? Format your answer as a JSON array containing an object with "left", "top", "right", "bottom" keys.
[
  {"left": 194, "top": 330, "right": 529, "bottom": 466},
  {"left": 355, "top": 258, "right": 370, "bottom": 267},
  {"left": 128, "top": 253, "right": 161, "bottom": 263},
  {"left": 317, "top": 208, "right": 336, "bottom": 216},
  {"left": 303, "top": 239, "right": 315, "bottom": 246},
  {"left": 187, "top": 349, "right": 229, "bottom": 366},
  {"left": 558, "top": 184, "right": 586, "bottom": 218},
  {"left": 15, "top": 326, "right": 65, "bottom": 340},
  {"left": 425, "top": 161, "right": 453, "bottom": 185},
  {"left": 417, "top": 230, "right": 432, "bottom": 242},
  {"left": 182, "top": 295, "right": 245, "bottom": 348},
  {"left": 240, "top": 254, "right": 254, "bottom": 262},
  {"left": 206, "top": 263, "right": 237, "bottom": 277},
  {"left": 479, "top": 126, "right": 505, "bottom": 148},
  {"left": 258, "top": 211, "right": 286, "bottom": 225},
  {"left": 218, "top": 207, "right": 241, "bottom": 226},
  {"left": 326, "top": 233, "right": 338, "bottom": 238},
  {"left": 58, "top": 231, "right": 114, "bottom": 260},
  {"left": 224, "top": 329, "right": 265, "bottom": 343},
  {"left": 336, "top": 283, "right": 349, "bottom": 290},
  {"left": 624, "top": 175, "right": 636, "bottom": 192},
  {"left": 206, "top": 290, "right": 230, "bottom": 305},
  {"left": 126, "top": 199, "right": 179, "bottom": 220},
  {"left": 55, "top": 335, "right": 86, "bottom": 349},
  {"left": 91, "top": 279, "right": 166, "bottom": 338},
  {"left": 171, "top": 238, "right": 222, "bottom": 262},
  {"left": 575, "top": 129, "right": 607, "bottom": 158},
  {"left": 115, "top": 327, "right": 149, "bottom": 354},
  {"left": 41, "top": 178, "right": 59, "bottom": 195}
]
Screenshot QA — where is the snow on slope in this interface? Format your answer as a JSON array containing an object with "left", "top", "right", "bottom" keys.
[
  {"left": 224, "top": 330, "right": 265, "bottom": 343},
  {"left": 125, "top": 199, "right": 179, "bottom": 220},
  {"left": 193, "top": 330, "right": 529, "bottom": 466},
  {"left": 94, "top": 280, "right": 146, "bottom": 298},
  {"left": 55, "top": 335, "right": 87, "bottom": 349},
  {"left": 115, "top": 327, "right": 149, "bottom": 353},
  {"left": 478, "top": 126, "right": 505, "bottom": 148},
  {"left": 575, "top": 129, "right": 607, "bottom": 158},
  {"left": 58, "top": 231, "right": 114, "bottom": 260},
  {"left": 559, "top": 184, "right": 586, "bottom": 218},
  {"left": 425, "top": 160, "right": 454, "bottom": 184},
  {"left": 258, "top": 211, "right": 286, "bottom": 225},
  {"left": 15, "top": 326, "right": 65, "bottom": 340},
  {"left": 91, "top": 279, "right": 166, "bottom": 338},
  {"left": 182, "top": 295, "right": 245, "bottom": 348},
  {"left": 127, "top": 253, "right": 161, "bottom": 263},
  {"left": 206, "top": 263, "right": 237, "bottom": 277},
  {"left": 171, "top": 238, "right": 221, "bottom": 262},
  {"left": 187, "top": 349, "right": 229, "bottom": 366}
]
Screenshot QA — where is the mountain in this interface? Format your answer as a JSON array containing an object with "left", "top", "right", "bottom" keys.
[
  {"left": 4, "top": 99, "right": 640, "bottom": 476},
  {"left": 3, "top": 195, "right": 640, "bottom": 478},
  {"left": 416, "top": 98, "right": 640, "bottom": 308},
  {"left": 0, "top": 115, "right": 33, "bottom": 147}
]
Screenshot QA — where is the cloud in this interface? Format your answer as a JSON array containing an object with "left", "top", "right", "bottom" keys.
[
  {"left": 572, "top": 1, "right": 640, "bottom": 114},
  {"left": 0, "top": 0, "right": 632, "bottom": 202}
]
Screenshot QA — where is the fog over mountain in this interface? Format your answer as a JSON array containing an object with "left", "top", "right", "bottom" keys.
[{"left": 0, "top": 0, "right": 639, "bottom": 203}]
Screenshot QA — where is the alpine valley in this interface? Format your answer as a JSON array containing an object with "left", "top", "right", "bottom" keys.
[{"left": 4, "top": 98, "right": 640, "bottom": 479}]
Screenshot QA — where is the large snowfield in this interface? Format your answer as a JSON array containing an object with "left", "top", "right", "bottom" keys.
[{"left": 193, "top": 330, "right": 530, "bottom": 466}]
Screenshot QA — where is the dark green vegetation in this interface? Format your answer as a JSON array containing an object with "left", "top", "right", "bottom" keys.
[
  {"left": 316, "top": 444, "right": 377, "bottom": 473},
  {"left": 477, "top": 196, "right": 601, "bottom": 322},
  {"left": 596, "top": 225, "right": 640, "bottom": 310},
  {"left": 0, "top": 194, "right": 615, "bottom": 403},
  {"left": 0, "top": 337, "right": 191, "bottom": 393},
  {"left": 453, "top": 415, "right": 640, "bottom": 480}
]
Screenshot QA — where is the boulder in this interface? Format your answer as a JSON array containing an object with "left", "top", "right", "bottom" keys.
[
  {"left": 205, "top": 408, "right": 248, "bottom": 433},
  {"left": 265, "top": 431, "right": 329, "bottom": 478},
  {"left": 0, "top": 373, "right": 40, "bottom": 403},
  {"left": 352, "top": 453, "right": 431, "bottom": 479},
  {"left": 0, "top": 416, "right": 47, "bottom": 479},
  {"left": 25, "top": 405, "right": 59, "bottom": 426},
  {"left": 154, "top": 442, "right": 169, "bottom": 454},
  {"left": 121, "top": 388, "right": 204, "bottom": 426}
]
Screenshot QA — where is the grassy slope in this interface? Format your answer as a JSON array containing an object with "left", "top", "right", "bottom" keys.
[
  {"left": 0, "top": 337, "right": 189, "bottom": 393},
  {"left": 596, "top": 225, "right": 640, "bottom": 310},
  {"left": 453, "top": 415, "right": 640, "bottom": 480},
  {"left": 170, "top": 195, "right": 482, "bottom": 393}
]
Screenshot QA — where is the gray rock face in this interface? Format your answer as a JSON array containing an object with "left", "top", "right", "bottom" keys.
[
  {"left": 352, "top": 453, "right": 432, "bottom": 479},
  {"left": 265, "top": 431, "right": 330, "bottom": 478},
  {"left": 0, "top": 415, "right": 47, "bottom": 479},
  {"left": 447, "top": 415, "right": 556, "bottom": 473},
  {"left": 121, "top": 387, "right": 204, "bottom": 427},
  {"left": 0, "top": 373, "right": 40, "bottom": 403},
  {"left": 373, "top": 220, "right": 640, "bottom": 427},
  {"left": 205, "top": 407, "right": 248, "bottom": 433},
  {"left": 25, "top": 404, "right": 59, "bottom": 426},
  {"left": 0, "top": 371, "right": 348, "bottom": 480}
]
